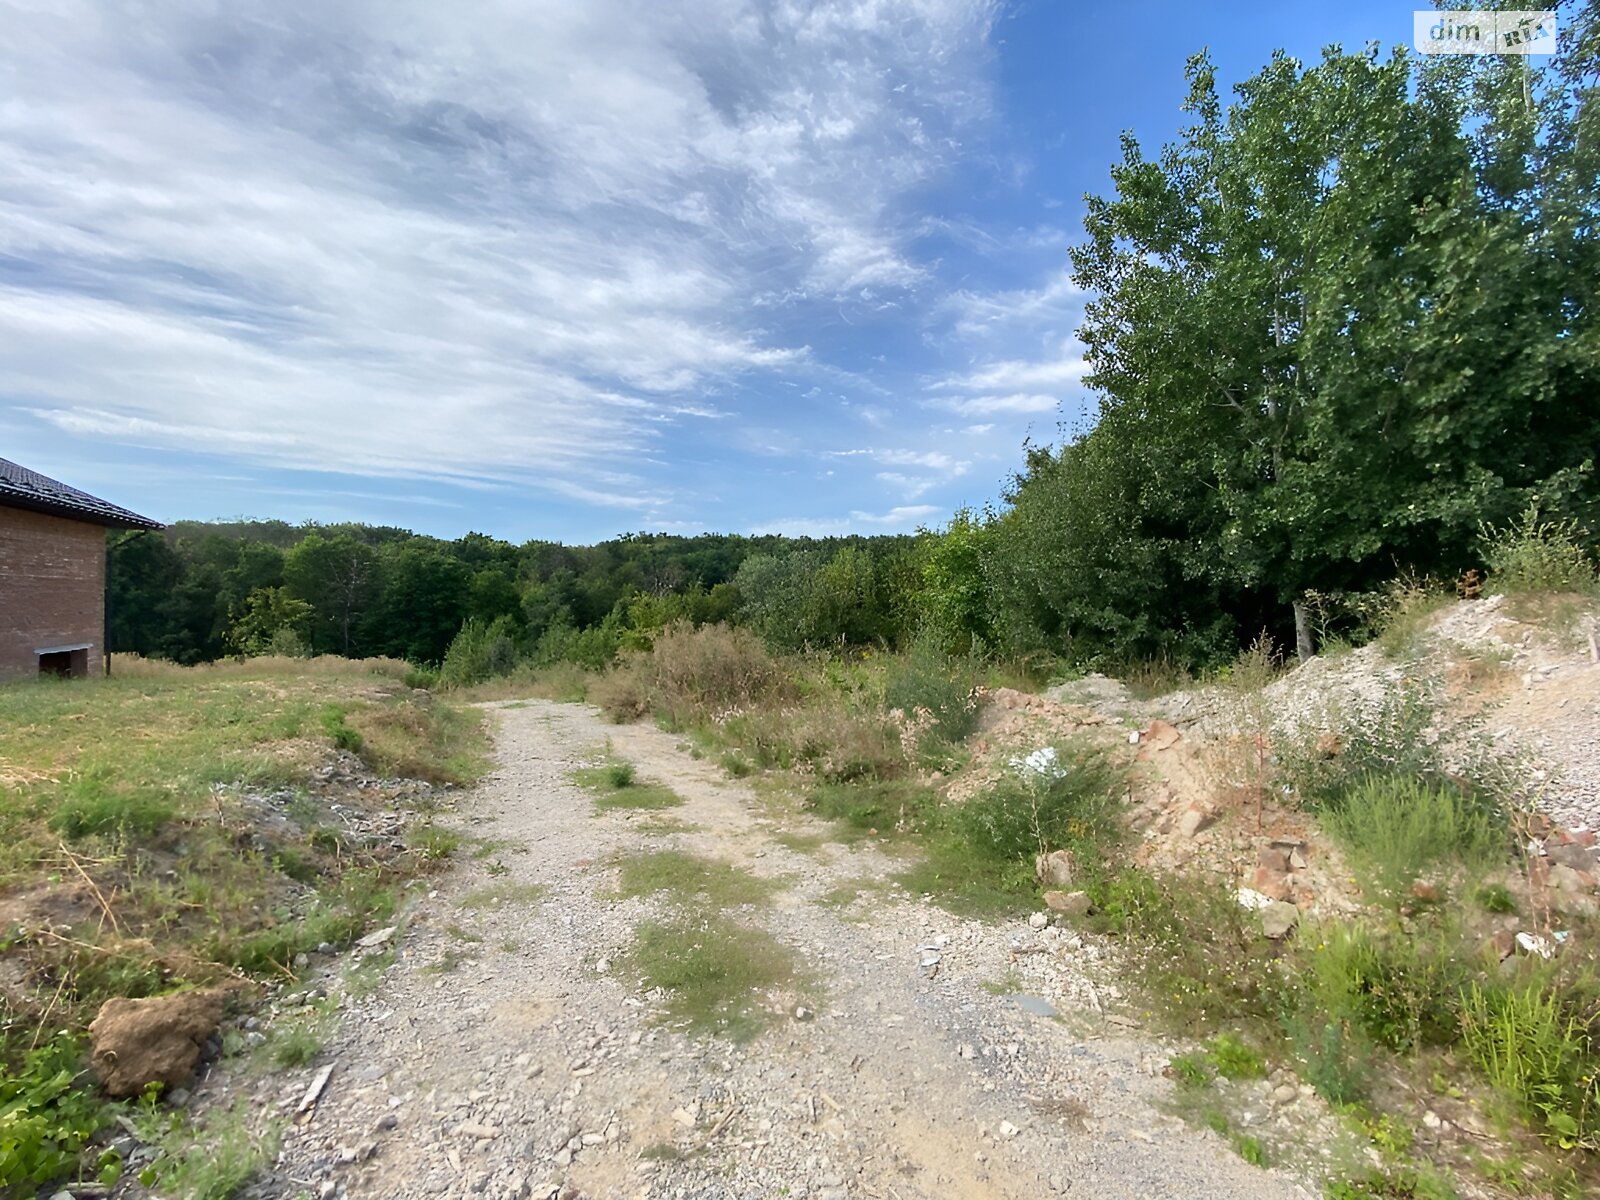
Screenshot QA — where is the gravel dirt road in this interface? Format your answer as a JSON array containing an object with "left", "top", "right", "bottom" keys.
[{"left": 259, "top": 700, "right": 1312, "bottom": 1200}]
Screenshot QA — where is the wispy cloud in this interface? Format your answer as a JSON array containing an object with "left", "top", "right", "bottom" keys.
[
  {"left": 932, "top": 392, "right": 1060, "bottom": 416},
  {"left": 934, "top": 344, "right": 1089, "bottom": 393},
  {"left": 0, "top": 0, "right": 1001, "bottom": 519}
]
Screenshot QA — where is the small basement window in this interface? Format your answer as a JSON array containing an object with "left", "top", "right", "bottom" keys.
[{"left": 37, "top": 645, "right": 90, "bottom": 679}]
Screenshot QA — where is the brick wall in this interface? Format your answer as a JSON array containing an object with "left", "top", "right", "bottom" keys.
[{"left": 0, "top": 505, "right": 106, "bottom": 678}]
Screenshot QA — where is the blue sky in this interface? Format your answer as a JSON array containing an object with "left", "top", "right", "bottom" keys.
[{"left": 1, "top": 0, "right": 1413, "bottom": 542}]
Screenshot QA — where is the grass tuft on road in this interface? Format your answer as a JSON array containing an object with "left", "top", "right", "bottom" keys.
[
  {"left": 626, "top": 913, "right": 805, "bottom": 1043},
  {"left": 614, "top": 849, "right": 779, "bottom": 907},
  {"left": 572, "top": 755, "right": 686, "bottom": 812}
]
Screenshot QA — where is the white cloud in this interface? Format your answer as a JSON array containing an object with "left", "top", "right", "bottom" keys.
[
  {"left": 829, "top": 447, "right": 969, "bottom": 473},
  {"left": 935, "top": 346, "right": 1089, "bottom": 393},
  {"left": 944, "top": 269, "right": 1084, "bottom": 339},
  {"left": 0, "top": 0, "right": 1001, "bottom": 512},
  {"left": 876, "top": 470, "right": 936, "bottom": 499},
  {"left": 753, "top": 504, "right": 941, "bottom": 536},
  {"left": 933, "top": 392, "right": 1059, "bottom": 415}
]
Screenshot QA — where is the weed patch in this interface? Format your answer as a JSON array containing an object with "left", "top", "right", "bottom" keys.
[
  {"left": 459, "top": 882, "right": 547, "bottom": 909},
  {"left": 1324, "top": 777, "right": 1503, "bottom": 908},
  {"left": 572, "top": 757, "right": 685, "bottom": 812},
  {"left": 135, "top": 1100, "right": 280, "bottom": 1199},
  {"left": 614, "top": 850, "right": 777, "bottom": 908},
  {"left": 1461, "top": 977, "right": 1599, "bottom": 1150},
  {"left": 625, "top": 913, "right": 803, "bottom": 1042}
]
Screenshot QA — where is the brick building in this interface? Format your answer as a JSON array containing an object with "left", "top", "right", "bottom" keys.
[{"left": 0, "top": 457, "right": 162, "bottom": 679}]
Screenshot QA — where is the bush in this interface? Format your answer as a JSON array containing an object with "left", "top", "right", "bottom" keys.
[
  {"left": 1287, "top": 1016, "right": 1374, "bottom": 1104},
  {"left": 439, "top": 616, "right": 520, "bottom": 688},
  {"left": 882, "top": 640, "right": 980, "bottom": 762},
  {"left": 789, "top": 705, "right": 905, "bottom": 783},
  {"left": 589, "top": 664, "right": 650, "bottom": 723},
  {"left": 950, "top": 743, "right": 1120, "bottom": 864},
  {"left": 1324, "top": 776, "right": 1504, "bottom": 907},
  {"left": 1480, "top": 507, "right": 1598, "bottom": 595},
  {"left": 1280, "top": 683, "right": 1520, "bottom": 812},
  {"left": 1085, "top": 869, "right": 1283, "bottom": 1030},
  {"left": 1295, "top": 923, "right": 1469, "bottom": 1054},
  {"left": 641, "top": 622, "right": 786, "bottom": 727}
]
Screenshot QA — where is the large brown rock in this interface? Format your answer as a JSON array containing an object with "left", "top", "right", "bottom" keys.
[{"left": 88, "top": 988, "right": 225, "bottom": 1097}]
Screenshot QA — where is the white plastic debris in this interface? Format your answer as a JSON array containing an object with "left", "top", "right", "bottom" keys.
[
  {"left": 1236, "top": 887, "right": 1274, "bottom": 911},
  {"left": 1516, "top": 932, "right": 1555, "bottom": 959},
  {"left": 1009, "top": 747, "right": 1066, "bottom": 780}
]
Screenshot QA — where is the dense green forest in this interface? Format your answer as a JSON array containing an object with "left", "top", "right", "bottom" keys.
[
  {"left": 107, "top": 522, "right": 925, "bottom": 671},
  {"left": 110, "top": 16, "right": 1599, "bottom": 677}
]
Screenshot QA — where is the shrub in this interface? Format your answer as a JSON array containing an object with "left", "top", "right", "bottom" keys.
[
  {"left": 1480, "top": 507, "right": 1598, "bottom": 595},
  {"left": 589, "top": 664, "right": 650, "bottom": 723},
  {"left": 1295, "top": 924, "right": 1469, "bottom": 1054},
  {"left": 951, "top": 743, "right": 1121, "bottom": 864},
  {"left": 641, "top": 622, "right": 786, "bottom": 727},
  {"left": 882, "top": 640, "right": 980, "bottom": 762},
  {"left": 1086, "top": 869, "right": 1283, "bottom": 1030},
  {"left": 1324, "top": 776, "right": 1504, "bottom": 907},
  {"left": 1286, "top": 1017, "right": 1374, "bottom": 1104},
  {"left": 789, "top": 705, "right": 906, "bottom": 783},
  {"left": 1280, "top": 683, "right": 1520, "bottom": 812},
  {"left": 439, "top": 616, "right": 520, "bottom": 688}
]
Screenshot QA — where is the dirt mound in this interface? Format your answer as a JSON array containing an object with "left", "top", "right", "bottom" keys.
[{"left": 89, "top": 986, "right": 229, "bottom": 1097}]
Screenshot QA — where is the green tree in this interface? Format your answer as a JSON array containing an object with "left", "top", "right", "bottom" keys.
[
  {"left": 283, "top": 533, "right": 379, "bottom": 656},
  {"left": 1056, "top": 40, "right": 1597, "bottom": 662},
  {"left": 226, "top": 587, "right": 314, "bottom": 656}
]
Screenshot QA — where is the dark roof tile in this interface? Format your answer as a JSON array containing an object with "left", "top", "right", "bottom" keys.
[{"left": 0, "top": 457, "right": 163, "bottom": 529}]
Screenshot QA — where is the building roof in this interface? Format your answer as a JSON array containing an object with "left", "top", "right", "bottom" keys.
[{"left": 0, "top": 457, "right": 163, "bottom": 530}]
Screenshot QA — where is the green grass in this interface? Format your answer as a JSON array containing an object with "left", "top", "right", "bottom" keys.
[
  {"left": 267, "top": 1017, "right": 327, "bottom": 1069},
  {"left": 771, "top": 830, "right": 831, "bottom": 855},
  {"left": 625, "top": 913, "right": 804, "bottom": 1042},
  {"left": 1166, "top": 1033, "right": 1267, "bottom": 1092},
  {"left": 572, "top": 757, "right": 685, "bottom": 811},
  {"left": 1324, "top": 776, "right": 1503, "bottom": 908},
  {"left": 1460, "top": 976, "right": 1599, "bottom": 1150},
  {"left": 807, "top": 778, "right": 938, "bottom": 836},
  {"left": 459, "top": 881, "right": 547, "bottom": 909},
  {"left": 614, "top": 850, "right": 778, "bottom": 907},
  {"left": 135, "top": 1101, "right": 280, "bottom": 1199},
  {"left": 0, "top": 660, "right": 487, "bottom": 1194},
  {"left": 410, "top": 825, "right": 462, "bottom": 861}
]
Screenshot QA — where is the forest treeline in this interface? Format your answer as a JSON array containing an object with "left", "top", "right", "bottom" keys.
[
  {"left": 107, "top": 522, "right": 926, "bottom": 671},
  {"left": 109, "top": 18, "right": 1600, "bottom": 676}
]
